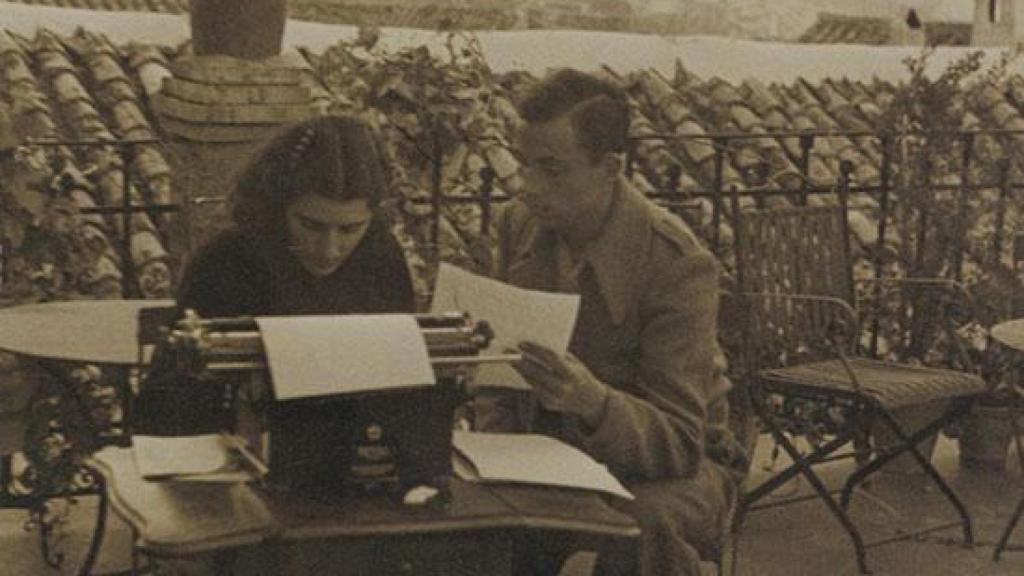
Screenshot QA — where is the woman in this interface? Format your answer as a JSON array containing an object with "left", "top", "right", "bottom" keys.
[
  {"left": 138, "top": 114, "right": 415, "bottom": 434},
  {"left": 179, "top": 114, "right": 414, "bottom": 318}
]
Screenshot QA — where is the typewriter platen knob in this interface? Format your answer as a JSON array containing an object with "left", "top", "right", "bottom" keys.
[{"left": 472, "top": 320, "right": 495, "bottom": 349}]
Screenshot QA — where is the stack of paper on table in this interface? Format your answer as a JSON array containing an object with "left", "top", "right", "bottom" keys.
[
  {"left": 452, "top": 431, "right": 633, "bottom": 500},
  {"left": 430, "top": 263, "right": 580, "bottom": 390},
  {"left": 133, "top": 434, "right": 252, "bottom": 483}
]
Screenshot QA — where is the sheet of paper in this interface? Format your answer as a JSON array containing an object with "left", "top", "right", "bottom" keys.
[
  {"left": 452, "top": 431, "right": 633, "bottom": 500},
  {"left": 430, "top": 263, "right": 580, "bottom": 390},
  {"left": 133, "top": 434, "right": 232, "bottom": 479},
  {"left": 255, "top": 314, "right": 435, "bottom": 400}
]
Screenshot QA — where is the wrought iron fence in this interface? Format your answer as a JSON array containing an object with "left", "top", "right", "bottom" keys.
[
  {"left": 11, "top": 128, "right": 1024, "bottom": 314},
  {"left": 409, "top": 127, "right": 1024, "bottom": 366},
  {"left": 412, "top": 128, "right": 1024, "bottom": 277},
  {"left": 8, "top": 137, "right": 176, "bottom": 299}
]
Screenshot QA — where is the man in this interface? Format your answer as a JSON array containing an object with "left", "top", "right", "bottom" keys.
[{"left": 476, "top": 69, "right": 748, "bottom": 575}]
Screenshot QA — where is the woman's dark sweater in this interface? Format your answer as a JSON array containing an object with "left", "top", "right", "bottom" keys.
[
  {"left": 137, "top": 216, "right": 416, "bottom": 434},
  {"left": 177, "top": 216, "right": 415, "bottom": 317}
]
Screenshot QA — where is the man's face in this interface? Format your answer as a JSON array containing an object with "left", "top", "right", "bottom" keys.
[
  {"left": 284, "top": 194, "right": 372, "bottom": 277},
  {"left": 516, "top": 115, "right": 613, "bottom": 236}
]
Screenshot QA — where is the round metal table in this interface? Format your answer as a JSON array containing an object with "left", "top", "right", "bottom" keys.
[
  {"left": 0, "top": 299, "right": 174, "bottom": 365},
  {"left": 0, "top": 298, "right": 175, "bottom": 575},
  {"left": 989, "top": 318, "right": 1024, "bottom": 561},
  {"left": 992, "top": 319, "right": 1024, "bottom": 355}
]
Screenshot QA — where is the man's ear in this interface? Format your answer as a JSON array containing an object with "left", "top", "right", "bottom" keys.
[{"left": 601, "top": 153, "right": 623, "bottom": 178}]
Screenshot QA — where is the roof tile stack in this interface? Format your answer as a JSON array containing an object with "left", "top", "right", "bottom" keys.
[
  {"left": 11, "top": 0, "right": 190, "bottom": 13},
  {"left": 2, "top": 29, "right": 172, "bottom": 298}
]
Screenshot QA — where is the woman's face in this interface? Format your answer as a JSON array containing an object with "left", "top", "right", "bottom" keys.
[{"left": 284, "top": 194, "right": 373, "bottom": 278}]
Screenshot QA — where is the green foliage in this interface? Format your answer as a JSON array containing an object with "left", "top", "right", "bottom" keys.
[
  {"left": 1, "top": 147, "right": 124, "bottom": 550},
  {"left": 865, "top": 47, "right": 1024, "bottom": 398},
  {"left": 0, "top": 147, "right": 111, "bottom": 302},
  {"left": 314, "top": 31, "right": 524, "bottom": 305}
]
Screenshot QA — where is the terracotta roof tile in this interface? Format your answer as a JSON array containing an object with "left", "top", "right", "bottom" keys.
[
  {"left": 800, "top": 13, "right": 892, "bottom": 46},
  {"left": 1006, "top": 76, "right": 1024, "bottom": 110},
  {"left": 0, "top": 30, "right": 130, "bottom": 297},
  {"left": 7, "top": 0, "right": 189, "bottom": 12},
  {"left": 729, "top": 104, "right": 761, "bottom": 133},
  {"left": 124, "top": 44, "right": 172, "bottom": 99},
  {"left": 924, "top": 22, "right": 972, "bottom": 47},
  {"left": 4, "top": 22, "right": 1022, "bottom": 301},
  {"left": 706, "top": 77, "right": 745, "bottom": 107},
  {"left": 1, "top": 28, "right": 174, "bottom": 298}
]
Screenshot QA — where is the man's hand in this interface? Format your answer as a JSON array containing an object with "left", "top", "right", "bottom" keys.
[{"left": 511, "top": 341, "right": 609, "bottom": 428}]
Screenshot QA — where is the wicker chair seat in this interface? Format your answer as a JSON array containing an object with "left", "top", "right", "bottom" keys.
[{"left": 760, "top": 357, "right": 987, "bottom": 409}]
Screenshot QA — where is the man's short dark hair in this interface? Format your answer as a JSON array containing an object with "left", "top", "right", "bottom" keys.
[
  {"left": 231, "top": 114, "right": 389, "bottom": 233},
  {"left": 517, "top": 68, "right": 629, "bottom": 161}
]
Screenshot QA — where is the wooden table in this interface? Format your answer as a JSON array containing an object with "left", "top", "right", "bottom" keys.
[{"left": 90, "top": 447, "right": 640, "bottom": 575}]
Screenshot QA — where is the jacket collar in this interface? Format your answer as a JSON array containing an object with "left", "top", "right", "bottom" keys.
[{"left": 508, "top": 177, "right": 651, "bottom": 325}]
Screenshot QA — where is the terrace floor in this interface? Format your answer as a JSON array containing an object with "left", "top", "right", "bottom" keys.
[{"left": 2, "top": 433, "right": 1024, "bottom": 575}]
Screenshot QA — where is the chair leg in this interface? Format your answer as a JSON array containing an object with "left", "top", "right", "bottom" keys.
[
  {"left": 995, "top": 400, "right": 1024, "bottom": 562},
  {"left": 131, "top": 531, "right": 141, "bottom": 576},
  {"left": 742, "top": 431, "right": 854, "bottom": 511},
  {"left": 995, "top": 494, "right": 1024, "bottom": 561},
  {"left": 860, "top": 407, "right": 974, "bottom": 547},
  {"left": 751, "top": 401, "right": 870, "bottom": 574},
  {"left": 838, "top": 405, "right": 951, "bottom": 509}
]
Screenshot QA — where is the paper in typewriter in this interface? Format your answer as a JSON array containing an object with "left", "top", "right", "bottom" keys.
[
  {"left": 453, "top": 431, "right": 633, "bottom": 500},
  {"left": 430, "top": 263, "right": 580, "bottom": 390},
  {"left": 255, "top": 314, "right": 435, "bottom": 400}
]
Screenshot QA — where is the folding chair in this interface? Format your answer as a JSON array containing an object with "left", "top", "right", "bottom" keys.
[
  {"left": 991, "top": 328, "right": 1024, "bottom": 562},
  {"left": 992, "top": 232, "right": 1024, "bottom": 561},
  {"left": 728, "top": 183, "right": 987, "bottom": 574}
]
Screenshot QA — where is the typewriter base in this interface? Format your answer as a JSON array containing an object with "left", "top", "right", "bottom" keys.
[{"left": 241, "top": 380, "right": 462, "bottom": 497}]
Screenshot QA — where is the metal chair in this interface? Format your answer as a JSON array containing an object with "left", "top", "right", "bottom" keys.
[
  {"left": 992, "top": 231, "right": 1024, "bottom": 561},
  {"left": 727, "top": 183, "right": 987, "bottom": 574},
  {"left": 992, "top": 341, "right": 1024, "bottom": 562}
]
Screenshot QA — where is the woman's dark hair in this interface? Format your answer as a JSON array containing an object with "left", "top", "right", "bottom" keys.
[
  {"left": 517, "top": 68, "right": 629, "bottom": 162},
  {"left": 231, "top": 114, "right": 390, "bottom": 231}
]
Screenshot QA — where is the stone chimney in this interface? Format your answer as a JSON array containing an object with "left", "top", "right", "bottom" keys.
[{"left": 154, "top": 0, "right": 322, "bottom": 266}]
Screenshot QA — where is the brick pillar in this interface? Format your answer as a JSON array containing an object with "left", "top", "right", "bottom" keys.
[{"left": 154, "top": 0, "right": 321, "bottom": 273}]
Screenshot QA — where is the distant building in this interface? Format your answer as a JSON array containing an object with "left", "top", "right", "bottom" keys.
[
  {"left": 972, "top": 0, "right": 1024, "bottom": 45},
  {"left": 799, "top": 10, "right": 970, "bottom": 46}
]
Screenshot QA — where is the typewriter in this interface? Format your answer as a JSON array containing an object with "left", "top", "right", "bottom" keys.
[{"left": 158, "top": 310, "right": 513, "bottom": 498}]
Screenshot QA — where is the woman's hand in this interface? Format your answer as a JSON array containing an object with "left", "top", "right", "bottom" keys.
[{"left": 511, "top": 340, "right": 608, "bottom": 428}]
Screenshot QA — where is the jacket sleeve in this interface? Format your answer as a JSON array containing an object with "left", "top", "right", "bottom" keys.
[{"left": 579, "top": 247, "right": 719, "bottom": 481}]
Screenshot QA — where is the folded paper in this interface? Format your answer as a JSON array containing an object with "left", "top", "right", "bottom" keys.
[
  {"left": 430, "top": 264, "right": 580, "bottom": 390},
  {"left": 452, "top": 431, "right": 633, "bottom": 500}
]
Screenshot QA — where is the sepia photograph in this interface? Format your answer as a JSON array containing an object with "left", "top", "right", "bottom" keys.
[{"left": 1, "top": 1, "right": 1024, "bottom": 574}]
